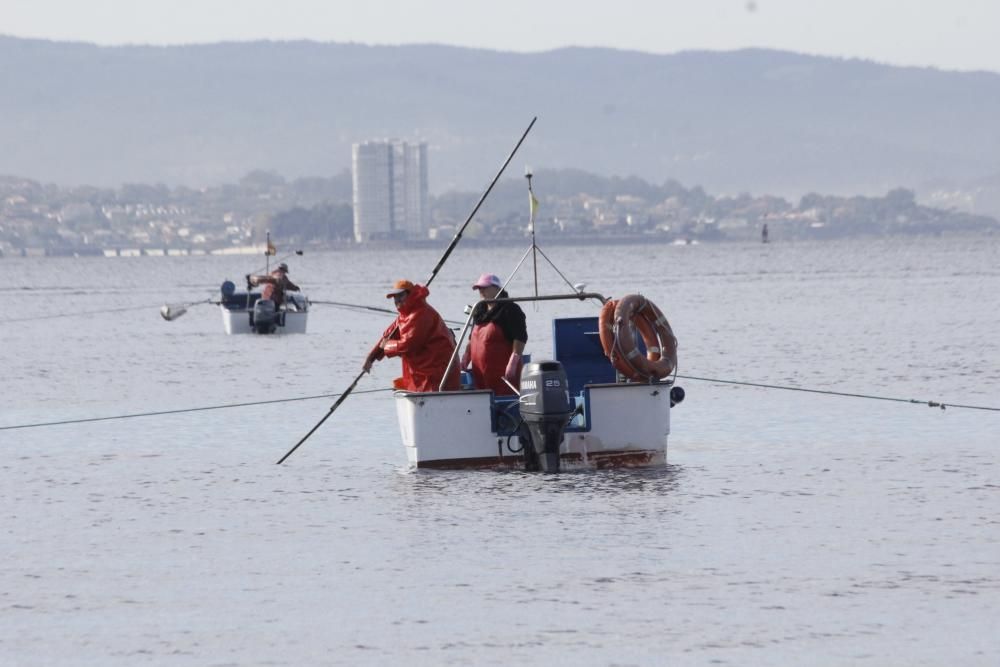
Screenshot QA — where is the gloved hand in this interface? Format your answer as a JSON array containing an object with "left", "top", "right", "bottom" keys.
[
  {"left": 460, "top": 345, "right": 471, "bottom": 371},
  {"left": 363, "top": 344, "right": 383, "bottom": 373},
  {"left": 504, "top": 352, "right": 522, "bottom": 383},
  {"left": 245, "top": 273, "right": 253, "bottom": 290}
]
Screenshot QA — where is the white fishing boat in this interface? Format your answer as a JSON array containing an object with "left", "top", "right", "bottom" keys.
[
  {"left": 393, "top": 293, "right": 684, "bottom": 471},
  {"left": 217, "top": 280, "right": 309, "bottom": 334},
  {"left": 391, "top": 168, "right": 683, "bottom": 472},
  {"left": 160, "top": 233, "right": 310, "bottom": 334},
  {"left": 160, "top": 282, "right": 309, "bottom": 334}
]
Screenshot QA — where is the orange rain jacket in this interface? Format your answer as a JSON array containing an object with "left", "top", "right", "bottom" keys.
[{"left": 370, "top": 284, "right": 460, "bottom": 392}]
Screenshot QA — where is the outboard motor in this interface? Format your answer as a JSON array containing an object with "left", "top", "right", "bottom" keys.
[
  {"left": 252, "top": 299, "right": 280, "bottom": 334},
  {"left": 518, "top": 360, "right": 573, "bottom": 473}
]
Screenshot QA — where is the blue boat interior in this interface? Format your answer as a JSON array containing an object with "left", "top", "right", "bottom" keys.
[
  {"left": 220, "top": 291, "right": 264, "bottom": 310},
  {"left": 552, "top": 316, "right": 617, "bottom": 394},
  {"left": 489, "top": 316, "right": 626, "bottom": 436}
]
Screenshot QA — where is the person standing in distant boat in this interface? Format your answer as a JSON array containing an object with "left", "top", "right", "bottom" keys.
[
  {"left": 460, "top": 273, "right": 527, "bottom": 396},
  {"left": 248, "top": 262, "right": 300, "bottom": 308},
  {"left": 363, "top": 279, "right": 460, "bottom": 392}
]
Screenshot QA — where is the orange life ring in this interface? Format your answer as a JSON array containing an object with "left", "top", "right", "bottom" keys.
[{"left": 598, "top": 294, "right": 677, "bottom": 382}]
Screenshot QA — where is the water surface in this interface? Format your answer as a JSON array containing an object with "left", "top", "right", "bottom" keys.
[{"left": 2, "top": 237, "right": 998, "bottom": 665}]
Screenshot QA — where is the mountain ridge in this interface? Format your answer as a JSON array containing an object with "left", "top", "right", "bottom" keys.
[{"left": 2, "top": 35, "right": 999, "bottom": 197}]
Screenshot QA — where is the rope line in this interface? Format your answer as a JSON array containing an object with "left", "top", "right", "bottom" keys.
[
  {"left": 310, "top": 299, "right": 464, "bottom": 326},
  {"left": 675, "top": 374, "right": 1000, "bottom": 412},
  {"left": 4, "top": 374, "right": 996, "bottom": 432},
  {"left": 0, "top": 387, "right": 395, "bottom": 431},
  {"left": 3, "top": 298, "right": 216, "bottom": 324},
  {"left": 3, "top": 304, "right": 163, "bottom": 324},
  {"left": 5, "top": 298, "right": 464, "bottom": 326}
]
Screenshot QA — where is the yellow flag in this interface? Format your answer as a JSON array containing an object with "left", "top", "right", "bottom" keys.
[
  {"left": 529, "top": 191, "right": 539, "bottom": 218},
  {"left": 266, "top": 239, "right": 277, "bottom": 255}
]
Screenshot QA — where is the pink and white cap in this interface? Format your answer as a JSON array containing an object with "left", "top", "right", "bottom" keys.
[{"left": 472, "top": 273, "right": 503, "bottom": 290}]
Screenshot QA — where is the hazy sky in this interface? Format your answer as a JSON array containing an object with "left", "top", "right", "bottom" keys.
[{"left": 3, "top": 0, "right": 1000, "bottom": 73}]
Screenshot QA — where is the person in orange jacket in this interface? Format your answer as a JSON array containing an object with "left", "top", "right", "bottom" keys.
[{"left": 362, "top": 279, "right": 460, "bottom": 392}]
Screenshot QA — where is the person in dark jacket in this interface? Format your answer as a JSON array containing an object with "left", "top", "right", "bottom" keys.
[
  {"left": 363, "top": 279, "right": 460, "bottom": 392},
  {"left": 249, "top": 263, "right": 300, "bottom": 308},
  {"left": 461, "top": 273, "right": 527, "bottom": 396}
]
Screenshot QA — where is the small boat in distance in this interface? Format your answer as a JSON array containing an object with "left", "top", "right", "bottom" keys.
[
  {"left": 218, "top": 234, "right": 309, "bottom": 334},
  {"left": 217, "top": 278, "right": 309, "bottom": 335},
  {"left": 160, "top": 235, "right": 310, "bottom": 334}
]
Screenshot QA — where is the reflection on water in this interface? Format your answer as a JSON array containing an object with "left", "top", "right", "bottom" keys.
[{"left": 398, "top": 464, "right": 685, "bottom": 499}]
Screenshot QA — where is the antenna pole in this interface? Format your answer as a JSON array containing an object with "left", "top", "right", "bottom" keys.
[{"left": 526, "top": 169, "right": 539, "bottom": 300}]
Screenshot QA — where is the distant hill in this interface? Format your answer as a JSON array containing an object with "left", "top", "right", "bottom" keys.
[{"left": 3, "top": 35, "right": 1000, "bottom": 199}]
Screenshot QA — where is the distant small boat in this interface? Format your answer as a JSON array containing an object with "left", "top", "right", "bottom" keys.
[
  {"left": 218, "top": 280, "right": 309, "bottom": 335},
  {"left": 160, "top": 235, "right": 309, "bottom": 333}
]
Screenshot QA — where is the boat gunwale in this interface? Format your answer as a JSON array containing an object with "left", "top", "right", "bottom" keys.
[{"left": 392, "top": 378, "right": 674, "bottom": 400}]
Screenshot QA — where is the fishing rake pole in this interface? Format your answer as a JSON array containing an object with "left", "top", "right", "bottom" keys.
[
  {"left": 275, "top": 370, "right": 366, "bottom": 464},
  {"left": 160, "top": 298, "right": 215, "bottom": 321},
  {"left": 423, "top": 116, "right": 536, "bottom": 288},
  {"left": 276, "top": 116, "right": 538, "bottom": 464},
  {"left": 250, "top": 249, "right": 304, "bottom": 277},
  {"left": 7, "top": 302, "right": 187, "bottom": 324}
]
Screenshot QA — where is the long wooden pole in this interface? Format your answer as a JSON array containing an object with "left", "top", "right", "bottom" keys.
[
  {"left": 423, "top": 116, "right": 536, "bottom": 288},
  {"left": 276, "top": 117, "right": 538, "bottom": 464},
  {"left": 275, "top": 370, "right": 366, "bottom": 464}
]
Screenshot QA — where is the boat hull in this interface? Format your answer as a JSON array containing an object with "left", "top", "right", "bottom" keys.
[
  {"left": 394, "top": 381, "right": 671, "bottom": 470},
  {"left": 218, "top": 292, "right": 309, "bottom": 335},
  {"left": 220, "top": 307, "right": 308, "bottom": 334}
]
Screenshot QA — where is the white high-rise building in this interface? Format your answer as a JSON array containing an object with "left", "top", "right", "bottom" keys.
[
  {"left": 351, "top": 142, "right": 393, "bottom": 242},
  {"left": 352, "top": 139, "right": 429, "bottom": 243}
]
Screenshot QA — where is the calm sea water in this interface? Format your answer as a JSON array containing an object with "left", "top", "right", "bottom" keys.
[{"left": 2, "top": 236, "right": 998, "bottom": 665}]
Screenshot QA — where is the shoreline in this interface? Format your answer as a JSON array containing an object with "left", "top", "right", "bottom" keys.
[{"left": 1, "top": 228, "right": 996, "bottom": 259}]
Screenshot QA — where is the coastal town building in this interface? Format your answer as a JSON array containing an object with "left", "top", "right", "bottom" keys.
[
  {"left": 1, "top": 171, "right": 997, "bottom": 258},
  {"left": 351, "top": 140, "right": 429, "bottom": 243}
]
